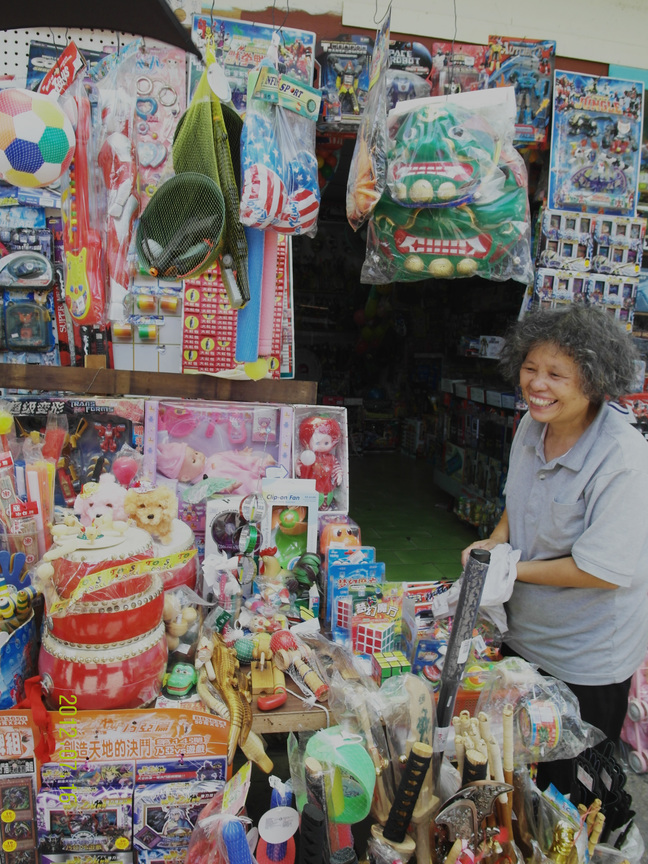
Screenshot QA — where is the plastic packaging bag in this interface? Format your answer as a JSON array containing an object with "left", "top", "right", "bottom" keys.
[
  {"left": 443, "top": 542, "right": 521, "bottom": 634},
  {"left": 476, "top": 657, "right": 606, "bottom": 765},
  {"left": 92, "top": 40, "right": 141, "bottom": 311},
  {"left": 361, "top": 87, "right": 534, "bottom": 284},
  {"left": 240, "top": 62, "right": 321, "bottom": 238},
  {"left": 345, "top": 11, "right": 390, "bottom": 231}
]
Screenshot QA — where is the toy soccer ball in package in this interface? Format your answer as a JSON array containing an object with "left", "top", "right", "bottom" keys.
[{"left": 359, "top": 87, "right": 533, "bottom": 283}]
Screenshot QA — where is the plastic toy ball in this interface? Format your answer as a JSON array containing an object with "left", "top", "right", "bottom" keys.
[{"left": 0, "top": 89, "right": 75, "bottom": 188}]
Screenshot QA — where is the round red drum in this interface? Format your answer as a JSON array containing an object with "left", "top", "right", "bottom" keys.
[
  {"left": 50, "top": 527, "right": 154, "bottom": 600},
  {"left": 48, "top": 573, "right": 165, "bottom": 645},
  {"left": 39, "top": 622, "right": 168, "bottom": 710},
  {"left": 152, "top": 519, "right": 198, "bottom": 591}
]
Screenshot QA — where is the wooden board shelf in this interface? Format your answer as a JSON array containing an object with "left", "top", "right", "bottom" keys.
[{"left": 0, "top": 364, "right": 318, "bottom": 406}]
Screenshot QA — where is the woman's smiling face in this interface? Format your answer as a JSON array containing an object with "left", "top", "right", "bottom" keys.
[{"left": 519, "top": 342, "right": 593, "bottom": 430}]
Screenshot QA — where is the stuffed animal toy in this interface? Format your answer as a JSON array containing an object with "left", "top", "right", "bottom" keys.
[
  {"left": 124, "top": 485, "right": 178, "bottom": 545},
  {"left": 73, "top": 474, "right": 128, "bottom": 527}
]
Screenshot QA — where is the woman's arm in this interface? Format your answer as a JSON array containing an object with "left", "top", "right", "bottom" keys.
[
  {"left": 516, "top": 556, "right": 618, "bottom": 589},
  {"left": 460, "top": 509, "right": 509, "bottom": 568}
]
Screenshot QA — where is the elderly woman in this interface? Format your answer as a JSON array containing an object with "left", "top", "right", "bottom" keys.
[{"left": 462, "top": 304, "right": 648, "bottom": 792}]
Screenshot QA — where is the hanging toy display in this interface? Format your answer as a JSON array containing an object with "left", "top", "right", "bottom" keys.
[
  {"left": 355, "top": 88, "right": 533, "bottom": 284},
  {"left": 240, "top": 60, "right": 322, "bottom": 238}
]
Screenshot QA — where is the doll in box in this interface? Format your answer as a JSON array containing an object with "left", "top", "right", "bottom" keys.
[
  {"left": 296, "top": 415, "right": 343, "bottom": 509},
  {"left": 157, "top": 439, "right": 274, "bottom": 497}
]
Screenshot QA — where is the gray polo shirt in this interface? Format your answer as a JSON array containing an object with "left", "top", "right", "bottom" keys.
[{"left": 504, "top": 402, "right": 648, "bottom": 685}]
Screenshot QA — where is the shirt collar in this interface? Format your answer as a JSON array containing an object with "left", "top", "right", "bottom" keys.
[{"left": 521, "top": 401, "right": 608, "bottom": 470}]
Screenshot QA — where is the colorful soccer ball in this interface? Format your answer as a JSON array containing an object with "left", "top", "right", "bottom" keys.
[{"left": 0, "top": 88, "right": 75, "bottom": 188}]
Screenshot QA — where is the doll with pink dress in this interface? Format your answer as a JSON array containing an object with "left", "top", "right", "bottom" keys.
[
  {"left": 295, "top": 415, "right": 343, "bottom": 509},
  {"left": 156, "top": 440, "right": 276, "bottom": 497}
]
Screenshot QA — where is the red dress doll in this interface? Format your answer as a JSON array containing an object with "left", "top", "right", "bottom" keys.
[{"left": 296, "top": 416, "right": 343, "bottom": 509}]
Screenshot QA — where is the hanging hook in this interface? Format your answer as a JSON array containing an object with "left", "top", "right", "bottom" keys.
[{"left": 374, "top": 0, "right": 391, "bottom": 25}]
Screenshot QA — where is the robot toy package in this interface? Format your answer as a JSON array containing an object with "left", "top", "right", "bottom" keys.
[
  {"left": 549, "top": 71, "right": 644, "bottom": 216},
  {"left": 318, "top": 35, "right": 373, "bottom": 128},
  {"left": 482, "top": 36, "right": 555, "bottom": 147}
]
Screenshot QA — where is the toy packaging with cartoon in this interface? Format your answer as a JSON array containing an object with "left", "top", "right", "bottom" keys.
[
  {"left": 188, "top": 14, "right": 316, "bottom": 111},
  {"left": 549, "top": 71, "right": 645, "bottom": 215},
  {"left": 482, "top": 36, "right": 556, "bottom": 147},
  {"left": 357, "top": 87, "right": 533, "bottom": 284}
]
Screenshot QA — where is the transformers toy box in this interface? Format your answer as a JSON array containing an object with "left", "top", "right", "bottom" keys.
[{"left": 318, "top": 34, "right": 373, "bottom": 127}]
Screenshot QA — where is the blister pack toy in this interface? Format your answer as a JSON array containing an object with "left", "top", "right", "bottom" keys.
[
  {"left": 482, "top": 36, "right": 555, "bottom": 147},
  {"left": 318, "top": 34, "right": 373, "bottom": 128},
  {"left": 530, "top": 268, "right": 637, "bottom": 328},
  {"left": 360, "top": 88, "right": 533, "bottom": 284},
  {"left": 388, "top": 39, "right": 433, "bottom": 80},
  {"left": 536, "top": 209, "right": 595, "bottom": 271},
  {"left": 429, "top": 42, "right": 488, "bottom": 97},
  {"left": 91, "top": 42, "right": 141, "bottom": 324},
  {"left": 0, "top": 225, "right": 59, "bottom": 364},
  {"left": 133, "top": 44, "right": 187, "bottom": 211},
  {"left": 591, "top": 213, "right": 646, "bottom": 274},
  {"left": 549, "top": 71, "right": 644, "bottom": 216},
  {"left": 5, "top": 396, "right": 145, "bottom": 506}
]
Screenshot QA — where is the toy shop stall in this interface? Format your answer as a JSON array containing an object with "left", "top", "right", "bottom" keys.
[
  {"left": 1, "top": 3, "right": 648, "bottom": 864},
  {"left": 0, "top": 397, "right": 642, "bottom": 861}
]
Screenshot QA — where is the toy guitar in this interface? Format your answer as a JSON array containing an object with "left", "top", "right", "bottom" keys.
[{"left": 63, "top": 89, "right": 105, "bottom": 325}]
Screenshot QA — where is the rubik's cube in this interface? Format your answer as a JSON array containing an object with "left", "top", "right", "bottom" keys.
[
  {"left": 335, "top": 597, "right": 353, "bottom": 631},
  {"left": 354, "top": 620, "right": 395, "bottom": 656},
  {"left": 371, "top": 650, "right": 412, "bottom": 685}
]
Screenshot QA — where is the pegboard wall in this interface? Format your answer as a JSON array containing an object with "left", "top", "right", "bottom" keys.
[{"left": 1, "top": 28, "right": 147, "bottom": 84}]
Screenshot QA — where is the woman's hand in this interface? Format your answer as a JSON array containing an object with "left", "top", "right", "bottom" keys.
[
  {"left": 460, "top": 509, "right": 510, "bottom": 569},
  {"left": 461, "top": 538, "right": 500, "bottom": 569}
]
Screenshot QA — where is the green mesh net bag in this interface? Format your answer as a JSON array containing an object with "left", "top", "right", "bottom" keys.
[{"left": 136, "top": 68, "right": 248, "bottom": 295}]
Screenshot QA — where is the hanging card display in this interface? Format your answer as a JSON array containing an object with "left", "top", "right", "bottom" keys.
[{"left": 548, "top": 71, "right": 644, "bottom": 216}]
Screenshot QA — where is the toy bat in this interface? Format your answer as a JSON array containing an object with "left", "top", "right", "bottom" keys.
[
  {"left": 63, "top": 89, "right": 104, "bottom": 325},
  {"left": 434, "top": 548, "right": 491, "bottom": 774}
]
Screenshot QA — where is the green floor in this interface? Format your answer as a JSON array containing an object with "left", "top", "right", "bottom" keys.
[{"left": 348, "top": 453, "right": 479, "bottom": 582}]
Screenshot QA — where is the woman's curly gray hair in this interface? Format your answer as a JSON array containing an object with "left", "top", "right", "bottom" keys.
[{"left": 498, "top": 305, "right": 639, "bottom": 402}]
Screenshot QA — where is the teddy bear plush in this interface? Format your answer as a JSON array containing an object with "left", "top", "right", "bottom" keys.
[
  {"left": 74, "top": 473, "right": 128, "bottom": 527},
  {"left": 123, "top": 485, "right": 178, "bottom": 545}
]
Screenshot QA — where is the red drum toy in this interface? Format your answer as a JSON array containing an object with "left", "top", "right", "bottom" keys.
[
  {"left": 39, "top": 621, "right": 168, "bottom": 710},
  {"left": 151, "top": 519, "right": 199, "bottom": 591},
  {"left": 48, "top": 527, "right": 155, "bottom": 600},
  {"left": 48, "top": 572, "right": 164, "bottom": 645}
]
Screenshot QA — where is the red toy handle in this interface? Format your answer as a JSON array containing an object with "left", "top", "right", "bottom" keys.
[{"left": 257, "top": 688, "right": 287, "bottom": 711}]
